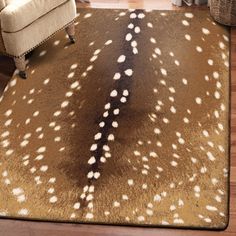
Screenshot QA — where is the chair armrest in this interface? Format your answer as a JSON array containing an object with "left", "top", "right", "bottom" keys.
[
  {"left": 0, "top": 0, "right": 69, "bottom": 32},
  {"left": 0, "top": 0, "right": 6, "bottom": 12}
]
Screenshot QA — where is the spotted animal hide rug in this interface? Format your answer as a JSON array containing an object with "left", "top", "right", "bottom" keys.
[{"left": 0, "top": 8, "right": 230, "bottom": 229}]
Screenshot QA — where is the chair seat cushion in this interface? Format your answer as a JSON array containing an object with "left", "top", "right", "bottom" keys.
[{"left": 0, "top": 0, "right": 69, "bottom": 32}]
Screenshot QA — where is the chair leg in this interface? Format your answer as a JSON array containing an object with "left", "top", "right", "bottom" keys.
[
  {"left": 66, "top": 23, "right": 76, "bottom": 44},
  {"left": 14, "top": 56, "right": 27, "bottom": 79}
]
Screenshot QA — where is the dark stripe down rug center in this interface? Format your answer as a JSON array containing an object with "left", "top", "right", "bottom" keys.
[{"left": 0, "top": 8, "right": 230, "bottom": 229}]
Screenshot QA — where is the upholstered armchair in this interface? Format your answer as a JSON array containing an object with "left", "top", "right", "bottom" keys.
[{"left": 0, "top": 0, "right": 77, "bottom": 79}]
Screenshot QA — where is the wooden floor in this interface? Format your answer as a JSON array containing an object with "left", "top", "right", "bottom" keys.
[{"left": 0, "top": 0, "right": 235, "bottom": 235}]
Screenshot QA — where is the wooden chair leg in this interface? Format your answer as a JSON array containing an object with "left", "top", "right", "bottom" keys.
[
  {"left": 14, "top": 56, "right": 27, "bottom": 79},
  {"left": 65, "top": 23, "right": 76, "bottom": 44}
]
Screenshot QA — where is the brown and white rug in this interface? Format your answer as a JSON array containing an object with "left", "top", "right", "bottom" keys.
[{"left": 0, "top": 8, "right": 230, "bottom": 229}]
